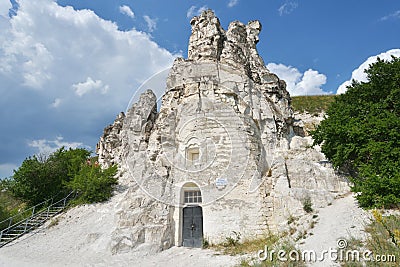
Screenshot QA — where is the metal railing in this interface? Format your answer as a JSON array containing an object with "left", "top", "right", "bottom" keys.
[{"left": 0, "top": 191, "right": 76, "bottom": 247}]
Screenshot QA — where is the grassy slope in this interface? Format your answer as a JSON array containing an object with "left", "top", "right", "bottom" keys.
[
  {"left": 291, "top": 95, "right": 335, "bottom": 114},
  {"left": 0, "top": 191, "right": 24, "bottom": 213},
  {"left": 0, "top": 182, "right": 26, "bottom": 226},
  {"left": 342, "top": 211, "right": 399, "bottom": 267}
]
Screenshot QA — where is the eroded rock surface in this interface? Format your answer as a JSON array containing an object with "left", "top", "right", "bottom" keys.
[{"left": 96, "top": 10, "right": 349, "bottom": 254}]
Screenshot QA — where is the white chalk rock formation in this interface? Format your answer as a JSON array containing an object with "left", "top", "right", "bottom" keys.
[{"left": 96, "top": 10, "right": 349, "bottom": 253}]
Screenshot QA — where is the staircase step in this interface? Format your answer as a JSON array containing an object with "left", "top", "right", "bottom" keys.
[
  {"left": 0, "top": 237, "right": 16, "bottom": 241},
  {"left": 10, "top": 224, "right": 41, "bottom": 231},
  {"left": 32, "top": 217, "right": 50, "bottom": 221},
  {"left": 18, "top": 222, "right": 40, "bottom": 227},
  {"left": 26, "top": 221, "right": 46, "bottom": 225},
  {"left": 13, "top": 225, "right": 29, "bottom": 230},
  {"left": 50, "top": 211, "right": 62, "bottom": 214},
  {"left": 30, "top": 216, "right": 48, "bottom": 220},
  {"left": 14, "top": 225, "right": 31, "bottom": 230},
  {"left": 6, "top": 229, "right": 28, "bottom": 234},
  {"left": 35, "top": 212, "right": 60, "bottom": 217},
  {"left": 2, "top": 233, "right": 22, "bottom": 237}
]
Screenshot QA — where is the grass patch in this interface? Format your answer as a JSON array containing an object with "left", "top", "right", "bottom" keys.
[
  {"left": 339, "top": 236, "right": 365, "bottom": 267},
  {"left": 0, "top": 185, "right": 26, "bottom": 213},
  {"left": 211, "top": 232, "right": 305, "bottom": 266},
  {"left": 0, "top": 187, "right": 26, "bottom": 230},
  {"left": 341, "top": 211, "right": 399, "bottom": 267},
  {"left": 291, "top": 95, "right": 335, "bottom": 114},
  {"left": 364, "top": 211, "right": 399, "bottom": 266},
  {"left": 212, "top": 232, "right": 279, "bottom": 256}
]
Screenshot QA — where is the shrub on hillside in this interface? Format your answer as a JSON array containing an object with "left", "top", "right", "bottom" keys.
[
  {"left": 67, "top": 163, "right": 118, "bottom": 204},
  {"left": 10, "top": 147, "right": 90, "bottom": 206}
]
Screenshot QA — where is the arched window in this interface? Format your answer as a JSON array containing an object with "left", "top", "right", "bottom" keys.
[{"left": 182, "top": 182, "right": 202, "bottom": 204}]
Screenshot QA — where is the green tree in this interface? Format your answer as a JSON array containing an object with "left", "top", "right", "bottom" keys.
[
  {"left": 67, "top": 164, "right": 118, "bottom": 204},
  {"left": 312, "top": 56, "right": 400, "bottom": 208},
  {"left": 10, "top": 147, "right": 90, "bottom": 205}
]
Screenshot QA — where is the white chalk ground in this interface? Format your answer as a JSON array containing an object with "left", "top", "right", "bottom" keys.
[
  {"left": 0, "top": 194, "right": 240, "bottom": 267},
  {"left": 299, "top": 193, "right": 371, "bottom": 266},
  {"left": 0, "top": 193, "right": 370, "bottom": 267}
]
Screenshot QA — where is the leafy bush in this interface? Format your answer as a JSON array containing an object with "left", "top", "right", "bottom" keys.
[
  {"left": 1, "top": 148, "right": 118, "bottom": 226},
  {"left": 312, "top": 56, "right": 400, "bottom": 208},
  {"left": 10, "top": 147, "right": 90, "bottom": 206},
  {"left": 67, "top": 163, "right": 118, "bottom": 204}
]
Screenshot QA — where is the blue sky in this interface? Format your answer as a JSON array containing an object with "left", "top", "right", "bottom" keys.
[{"left": 0, "top": 0, "right": 399, "bottom": 179}]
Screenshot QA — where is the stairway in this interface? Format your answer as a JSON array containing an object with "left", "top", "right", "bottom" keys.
[{"left": 0, "top": 192, "right": 75, "bottom": 248}]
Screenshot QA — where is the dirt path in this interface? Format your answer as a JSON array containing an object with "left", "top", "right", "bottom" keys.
[
  {"left": 0, "top": 194, "right": 370, "bottom": 267},
  {"left": 299, "top": 194, "right": 370, "bottom": 266},
  {"left": 0, "top": 245, "right": 239, "bottom": 267}
]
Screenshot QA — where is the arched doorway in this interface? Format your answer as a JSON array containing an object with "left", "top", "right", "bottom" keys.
[{"left": 181, "top": 182, "right": 203, "bottom": 248}]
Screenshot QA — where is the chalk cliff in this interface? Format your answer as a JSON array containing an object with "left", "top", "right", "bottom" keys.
[{"left": 97, "top": 10, "right": 349, "bottom": 253}]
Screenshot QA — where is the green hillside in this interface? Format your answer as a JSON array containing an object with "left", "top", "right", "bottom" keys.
[{"left": 291, "top": 95, "right": 335, "bottom": 114}]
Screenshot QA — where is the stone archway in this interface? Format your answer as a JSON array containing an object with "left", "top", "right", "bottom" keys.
[{"left": 180, "top": 182, "right": 203, "bottom": 247}]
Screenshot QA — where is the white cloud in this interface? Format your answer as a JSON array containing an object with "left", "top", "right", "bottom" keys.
[
  {"left": 186, "top": 6, "right": 196, "bottom": 18},
  {"left": 0, "top": 0, "right": 176, "bottom": 175},
  {"left": 278, "top": 1, "right": 298, "bottom": 16},
  {"left": 5, "top": 40, "right": 54, "bottom": 89},
  {"left": 143, "top": 15, "right": 157, "bottom": 32},
  {"left": 119, "top": 5, "right": 135, "bottom": 19},
  {"left": 0, "top": 0, "right": 11, "bottom": 18},
  {"left": 186, "top": 5, "right": 208, "bottom": 18},
  {"left": 72, "top": 77, "right": 109, "bottom": 97},
  {"left": 267, "top": 63, "right": 301, "bottom": 89},
  {"left": 0, "top": 0, "right": 175, "bottom": 90},
  {"left": 295, "top": 69, "right": 327, "bottom": 95},
  {"left": 380, "top": 10, "right": 400, "bottom": 21},
  {"left": 0, "top": 1, "right": 175, "bottom": 93},
  {"left": 267, "top": 63, "right": 328, "bottom": 96},
  {"left": 28, "top": 136, "right": 84, "bottom": 156},
  {"left": 228, "top": 0, "right": 239, "bottom": 8},
  {"left": 337, "top": 49, "right": 400, "bottom": 94}
]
